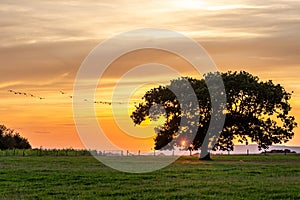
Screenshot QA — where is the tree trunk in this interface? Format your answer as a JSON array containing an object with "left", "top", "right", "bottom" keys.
[{"left": 199, "top": 151, "right": 212, "bottom": 161}]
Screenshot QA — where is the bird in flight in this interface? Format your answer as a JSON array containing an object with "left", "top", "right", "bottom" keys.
[
  {"left": 8, "top": 89, "right": 139, "bottom": 105},
  {"left": 8, "top": 89, "right": 45, "bottom": 100}
]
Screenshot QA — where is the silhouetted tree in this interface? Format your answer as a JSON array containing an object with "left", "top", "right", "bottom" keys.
[
  {"left": 131, "top": 71, "right": 297, "bottom": 160},
  {"left": 0, "top": 125, "right": 31, "bottom": 150}
]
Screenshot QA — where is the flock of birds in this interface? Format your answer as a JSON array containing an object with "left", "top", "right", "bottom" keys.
[
  {"left": 7, "top": 89, "right": 137, "bottom": 106},
  {"left": 8, "top": 89, "right": 45, "bottom": 100}
]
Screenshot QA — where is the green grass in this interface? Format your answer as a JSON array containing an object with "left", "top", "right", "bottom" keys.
[{"left": 0, "top": 154, "right": 299, "bottom": 199}]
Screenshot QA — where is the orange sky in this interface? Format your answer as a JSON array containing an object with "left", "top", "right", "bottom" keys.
[{"left": 0, "top": 0, "right": 300, "bottom": 150}]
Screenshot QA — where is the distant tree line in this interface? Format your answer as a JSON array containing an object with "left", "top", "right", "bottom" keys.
[
  {"left": 0, "top": 148, "right": 93, "bottom": 157},
  {"left": 0, "top": 125, "right": 31, "bottom": 150},
  {"left": 264, "top": 149, "right": 296, "bottom": 154}
]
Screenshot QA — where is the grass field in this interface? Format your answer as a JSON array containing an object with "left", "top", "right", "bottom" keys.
[{"left": 0, "top": 154, "right": 299, "bottom": 199}]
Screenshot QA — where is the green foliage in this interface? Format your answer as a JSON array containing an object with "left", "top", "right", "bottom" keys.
[
  {"left": 0, "top": 155, "right": 299, "bottom": 199},
  {"left": 219, "top": 71, "right": 297, "bottom": 150},
  {"left": 131, "top": 71, "right": 297, "bottom": 151},
  {"left": 0, "top": 125, "right": 31, "bottom": 150}
]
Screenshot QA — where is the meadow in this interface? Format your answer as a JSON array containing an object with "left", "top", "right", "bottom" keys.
[{"left": 0, "top": 153, "right": 299, "bottom": 199}]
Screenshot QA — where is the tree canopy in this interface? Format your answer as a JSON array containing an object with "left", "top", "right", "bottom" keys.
[
  {"left": 131, "top": 71, "right": 297, "bottom": 157},
  {"left": 0, "top": 125, "right": 31, "bottom": 150}
]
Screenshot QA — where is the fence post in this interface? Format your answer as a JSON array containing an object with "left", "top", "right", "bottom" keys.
[{"left": 39, "top": 147, "right": 42, "bottom": 156}]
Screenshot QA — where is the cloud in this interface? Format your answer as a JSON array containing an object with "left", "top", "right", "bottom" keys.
[
  {"left": 0, "top": 81, "right": 23, "bottom": 89},
  {"left": 1, "top": 0, "right": 297, "bottom": 85},
  {"left": 0, "top": 0, "right": 298, "bottom": 82},
  {"left": 1, "top": 0, "right": 299, "bottom": 48},
  {"left": 33, "top": 131, "right": 52, "bottom": 135},
  {"left": 0, "top": 40, "right": 96, "bottom": 86},
  {"left": 0, "top": 0, "right": 300, "bottom": 147}
]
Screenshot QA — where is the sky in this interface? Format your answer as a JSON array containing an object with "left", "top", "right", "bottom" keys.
[{"left": 0, "top": 0, "right": 300, "bottom": 151}]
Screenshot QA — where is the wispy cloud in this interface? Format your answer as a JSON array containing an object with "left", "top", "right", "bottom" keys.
[
  {"left": 0, "top": 81, "right": 22, "bottom": 89},
  {"left": 0, "top": 0, "right": 300, "bottom": 148},
  {"left": 1, "top": 0, "right": 299, "bottom": 47}
]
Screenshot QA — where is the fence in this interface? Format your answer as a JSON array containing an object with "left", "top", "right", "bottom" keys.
[
  {"left": 0, "top": 149, "right": 189, "bottom": 157},
  {"left": 0, "top": 149, "right": 91, "bottom": 157},
  {"left": 3, "top": 148, "right": 291, "bottom": 157}
]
